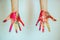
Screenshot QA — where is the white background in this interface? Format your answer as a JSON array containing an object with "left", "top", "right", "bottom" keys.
[{"left": 0, "top": 0, "right": 60, "bottom": 40}]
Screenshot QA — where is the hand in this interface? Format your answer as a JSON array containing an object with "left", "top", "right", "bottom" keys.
[
  {"left": 3, "top": 11, "right": 24, "bottom": 33},
  {"left": 36, "top": 10, "right": 56, "bottom": 32}
]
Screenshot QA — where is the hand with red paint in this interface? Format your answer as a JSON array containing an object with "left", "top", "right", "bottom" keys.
[
  {"left": 36, "top": 0, "right": 56, "bottom": 32},
  {"left": 3, "top": 0, "right": 24, "bottom": 33},
  {"left": 3, "top": 11, "right": 24, "bottom": 33},
  {"left": 36, "top": 10, "right": 56, "bottom": 32}
]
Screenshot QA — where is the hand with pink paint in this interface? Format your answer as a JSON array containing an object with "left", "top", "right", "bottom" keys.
[
  {"left": 36, "top": 10, "right": 56, "bottom": 32},
  {"left": 36, "top": 0, "right": 56, "bottom": 32},
  {"left": 3, "top": 11, "right": 24, "bottom": 33},
  {"left": 3, "top": 0, "right": 24, "bottom": 33}
]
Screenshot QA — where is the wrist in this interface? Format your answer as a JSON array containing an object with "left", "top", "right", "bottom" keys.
[{"left": 40, "top": 9, "right": 48, "bottom": 12}]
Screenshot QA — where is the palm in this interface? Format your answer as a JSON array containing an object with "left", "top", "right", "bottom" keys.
[
  {"left": 3, "top": 11, "right": 24, "bottom": 33},
  {"left": 36, "top": 10, "right": 56, "bottom": 32}
]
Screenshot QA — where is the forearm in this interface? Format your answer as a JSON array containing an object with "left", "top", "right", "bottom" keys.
[
  {"left": 11, "top": 0, "right": 19, "bottom": 12},
  {"left": 40, "top": 0, "right": 48, "bottom": 11}
]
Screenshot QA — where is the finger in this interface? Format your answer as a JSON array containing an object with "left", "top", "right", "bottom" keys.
[
  {"left": 36, "top": 19, "right": 40, "bottom": 26},
  {"left": 36, "top": 10, "right": 43, "bottom": 26},
  {"left": 14, "top": 22, "right": 18, "bottom": 33},
  {"left": 17, "top": 21, "right": 22, "bottom": 31},
  {"left": 9, "top": 23, "right": 13, "bottom": 32},
  {"left": 42, "top": 26, "right": 44, "bottom": 32},
  {"left": 9, "top": 20, "right": 14, "bottom": 32},
  {"left": 3, "top": 16, "right": 10, "bottom": 22},
  {"left": 46, "top": 22, "right": 50, "bottom": 32},
  {"left": 3, "top": 19, "right": 7, "bottom": 22},
  {"left": 39, "top": 23, "right": 41, "bottom": 30},
  {"left": 49, "top": 16, "right": 56, "bottom": 21},
  {"left": 41, "top": 23, "right": 44, "bottom": 32},
  {"left": 16, "top": 29, "right": 18, "bottom": 33},
  {"left": 19, "top": 26, "right": 22, "bottom": 31},
  {"left": 18, "top": 15, "right": 24, "bottom": 26}
]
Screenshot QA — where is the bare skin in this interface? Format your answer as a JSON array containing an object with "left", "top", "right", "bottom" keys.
[
  {"left": 3, "top": 0, "right": 24, "bottom": 33},
  {"left": 36, "top": 0, "right": 56, "bottom": 32}
]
